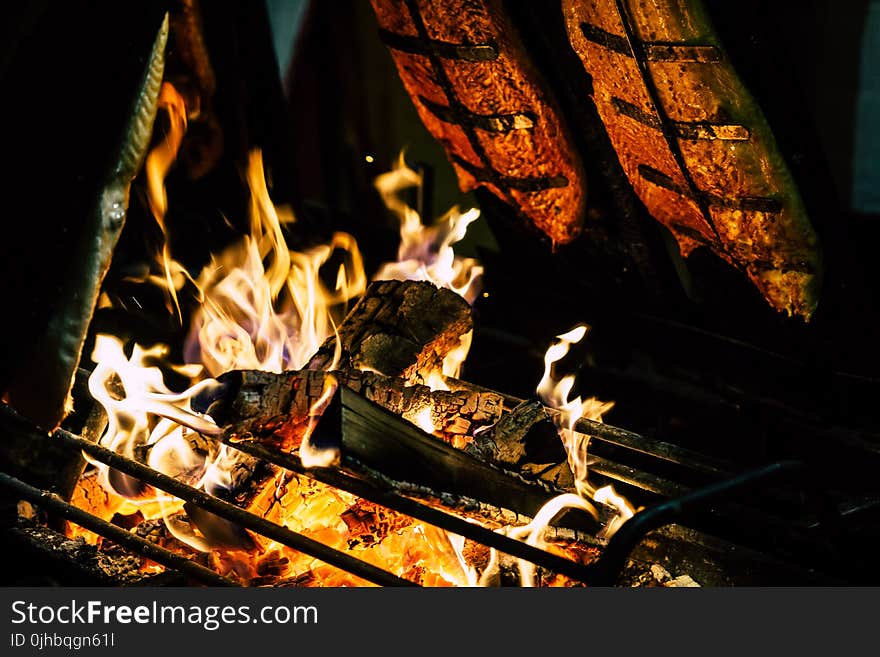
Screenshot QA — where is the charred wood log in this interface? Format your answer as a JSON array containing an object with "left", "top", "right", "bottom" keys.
[
  {"left": 3, "top": 520, "right": 182, "bottom": 586},
  {"left": 210, "top": 368, "right": 504, "bottom": 450},
  {"left": 336, "top": 387, "right": 597, "bottom": 529},
  {"left": 465, "top": 398, "right": 576, "bottom": 492},
  {"left": 305, "top": 279, "right": 472, "bottom": 384}
]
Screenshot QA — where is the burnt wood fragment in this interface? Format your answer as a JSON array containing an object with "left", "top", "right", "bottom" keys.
[
  {"left": 305, "top": 279, "right": 473, "bottom": 384},
  {"left": 212, "top": 368, "right": 503, "bottom": 451}
]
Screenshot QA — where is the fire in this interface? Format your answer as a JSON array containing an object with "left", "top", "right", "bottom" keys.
[
  {"left": 371, "top": 153, "right": 483, "bottom": 387},
  {"left": 536, "top": 325, "right": 635, "bottom": 529},
  {"left": 77, "top": 145, "right": 495, "bottom": 586},
  {"left": 484, "top": 325, "right": 636, "bottom": 586},
  {"left": 75, "top": 89, "right": 625, "bottom": 585},
  {"left": 144, "top": 82, "right": 192, "bottom": 322},
  {"left": 537, "top": 325, "right": 614, "bottom": 496},
  {"left": 480, "top": 493, "right": 596, "bottom": 587},
  {"left": 185, "top": 150, "right": 365, "bottom": 376},
  {"left": 74, "top": 138, "right": 628, "bottom": 586},
  {"left": 373, "top": 152, "right": 483, "bottom": 305},
  {"left": 85, "top": 334, "right": 226, "bottom": 550}
]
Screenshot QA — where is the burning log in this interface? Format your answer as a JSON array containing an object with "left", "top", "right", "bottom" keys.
[
  {"left": 465, "top": 399, "right": 576, "bottom": 492},
  {"left": 336, "top": 386, "right": 587, "bottom": 525},
  {"left": 211, "top": 368, "right": 504, "bottom": 450},
  {"left": 305, "top": 279, "right": 473, "bottom": 384}
]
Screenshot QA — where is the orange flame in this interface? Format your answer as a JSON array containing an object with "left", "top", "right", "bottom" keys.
[
  {"left": 185, "top": 150, "right": 365, "bottom": 376},
  {"left": 87, "top": 149, "right": 366, "bottom": 552},
  {"left": 145, "top": 82, "right": 191, "bottom": 323},
  {"left": 84, "top": 149, "right": 499, "bottom": 585}
]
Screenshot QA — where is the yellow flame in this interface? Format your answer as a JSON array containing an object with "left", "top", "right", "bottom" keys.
[
  {"left": 184, "top": 150, "right": 366, "bottom": 376},
  {"left": 536, "top": 325, "right": 614, "bottom": 495},
  {"left": 88, "top": 150, "right": 366, "bottom": 551},
  {"left": 300, "top": 374, "right": 340, "bottom": 468},
  {"left": 145, "top": 82, "right": 190, "bottom": 323},
  {"left": 482, "top": 324, "right": 634, "bottom": 584},
  {"left": 83, "top": 149, "right": 505, "bottom": 585},
  {"left": 593, "top": 484, "right": 635, "bottom": 539},
  {"left": 479, "top": 493, "right": 597, "bottom": 588}
]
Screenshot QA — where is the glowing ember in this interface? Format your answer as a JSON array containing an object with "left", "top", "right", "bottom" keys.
[
  {"left": 86, "top": 148, "right": 366, "bottom": 556},
  {"left": 78, "top": 148, "right": 499, "bottom": 586}
]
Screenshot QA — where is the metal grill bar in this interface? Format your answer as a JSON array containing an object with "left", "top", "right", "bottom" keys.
[
  {"left": 588, "top": 460, "right": 810, "bottom": 585},
  {"left": 49, "top": 428, "right": 416, "bottom": 587},
  {"left": 479, "top": 382, "right": 735, "bottom": 478},
  {"left": 0, "top": 472, "right": 237, "bottom": 587},
  {"left": 216, "top": 432, "right": 599, "bottom": 584}
]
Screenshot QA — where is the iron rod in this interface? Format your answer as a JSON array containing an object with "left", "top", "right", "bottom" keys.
[
  {"left": 587, "top": 457, "right": 690, "bottom": 498},
  {"left": 589, "top": 460, "right": 809, "bottom": 585},
  {"left": 0, "top": 472, "right": 237, "bottom": 587},
  {"left": 52, "top": 428, "right": 416, "bottom": 587},
  {"left": 451, "top": 375, "right": 734, "bottom": 478},
  {"left": 219, "top": 434, "right": 600, "bottom": 584}
]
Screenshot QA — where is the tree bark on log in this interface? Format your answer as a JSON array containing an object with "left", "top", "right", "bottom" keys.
[
  {"left": 465, "top": 398, "right": 576, "bottom": 492},
  {"left": 212, "top": 369, "right": 504, "bottom": 450},
  {"left": 305, "top": 279, "right": 473, "bottom": 385}
]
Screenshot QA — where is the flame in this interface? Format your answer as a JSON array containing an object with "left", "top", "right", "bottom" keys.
[
  {"left": 593, "top": 484, "right": 635, "bottom": 539},
  {"left": 372, "top": 153, "right": 483, "bottom": 388},
  {"left": 537, "top": 325, "right": 614, "bottom": 496},
  {"left": 86, "top": 334, "right": 226, "bottom": 550},
  {"left": 536, "top": 325, "right": 635, "bottom": 536},
  {"left": 144, "top": 82, "right": 191, "bottom": 322},
  {"left": 481, "top": 325, "right": 635, "bottom": 586},
  {"left": 373, "top": 153, "right": 483, "bottom": 305},
  {"left": 185, "top": 150, "right": 365, "bottom": 376},
  {"left": 299, "top": 373, "right": 340, "bottom": 468},
  {"left": 479, "top": 493, "right": 597, "bottom": 588},
  {"left": 86, "top": 150, "right": 366, "bottom": 552},
  {"left": 82, "top": 149, "right": 502, "bottom": 585}
]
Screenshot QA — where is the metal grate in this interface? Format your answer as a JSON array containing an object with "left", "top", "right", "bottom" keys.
[{"left": 0, "top": 382, "right": 861, "bottom": 587}]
